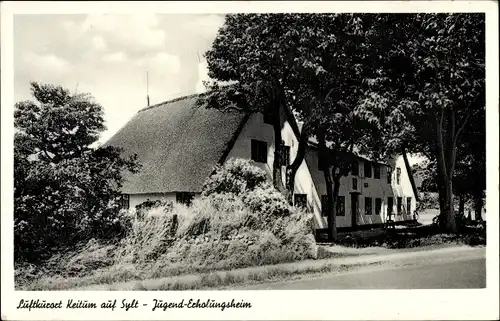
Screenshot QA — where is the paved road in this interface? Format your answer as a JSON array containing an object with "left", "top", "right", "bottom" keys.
[{"left": 232, "top": 247, "right": 486, "bottom": 290}]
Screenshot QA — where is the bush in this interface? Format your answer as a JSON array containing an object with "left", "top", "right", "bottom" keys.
[
  {"left": 135, "top": 199, "right": 174, "bottom": 219},
  {"left": 17, "top": 158, "right": 318, "bottom": 289},
  {"left": 118, "top": 159, "right": 316, "bottom": 270},
  {"left": 202, "top": 158, "right": 268, "bottom": 196},
  {"left": 241, "top": 185, "right": 291, "bottom": 218}
]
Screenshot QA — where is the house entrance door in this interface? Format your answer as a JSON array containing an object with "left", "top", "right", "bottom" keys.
[{"left": 351, "top": 193, "right": 358, "bottom": 228}]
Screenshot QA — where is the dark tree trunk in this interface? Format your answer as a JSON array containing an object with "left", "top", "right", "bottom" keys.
[
  {"left": 436, "top": 171, "right": 446, "bottom": 223},
  {"left": 474, "top": 192, "right": 483, "bottom": 221},
  {"left": 285, "top": 129, "right": 309, "bottom": 204},
  {"left": 435, "top": 142, "right": 449, "bottom": 230},
  {"left": 322, "top": 167, "right": 336, "bottom": 242},
  {"left": 318, "top": 131, "right": 338, "bottom": 242},
  {"left": 402, "top": 146, "right": 419, "bottom": 202},
  {"left": 458, "top": 194, "right": 465, "bottom": 216},
  {"left": 443, "top": 168, "right": 456, "bottom": 231},
  {"left": 271, "top": 98, "right": 284, "bottom": 192},
  {"left": 434, "top": 108, "right": 458, "bottom": 232},
  {"left": 272, "top": 121, "right": 284, "bottom": 191},
  {"left": 331, "top": 174, "right": 341, "bottom": 242}
]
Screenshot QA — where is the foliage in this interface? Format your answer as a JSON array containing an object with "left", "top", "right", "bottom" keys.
[
  {"left": 201, "top": 14, "right": 388, "bottom": 241},
  {"left": 199, "top": 14, "right": 299, "bottom": 190},
  {"left": 202, "top": 158, "right": 268, "bottom": 196},
  {"left": 119, "top": 193, "right": 315, "bottom": 269},
  {"left": 134, "top": 199, "right": 174, "bottom": 219},
  {"left": 14, "top": 82, "right": 140, "bottom": 263},
  {"left": 416, "top": 192, "right": 440, "bottom": 212},
  {"left": 358, "top": 13, "right": 485, "bottom": 231},
  {"left": 16, "top": 158, "right": 317, "bottom": 289}
]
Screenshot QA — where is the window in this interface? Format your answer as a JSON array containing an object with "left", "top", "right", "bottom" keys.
[
  {"left": 294, "top": 194, "right": 308, "bottom": 210},
  {"left": 351, "top": 161, "right": 359, "bottom": 176},
  {"left": 375, "top": 198, "right": 382, "bottom": 215},
  {"left": 387, "top": 197, "right": 394, "bottom": 217},
  {"left": 322, "top": 195, "right": 345, "bottom": 216},
  {"left": 396, "top": 167, "right": 401, "bottom": 185},
  {"left": 337, "top": 196, "right": 345, "bottom": 216},
  {"left": 397, "top": 197, "right": 403, "bottom": 215},
  {"left": 352, "top": 178, "right": 358, "bottom": 190},
  {"left": 176, "top": 192, "right": 195, "bottom": 206},
  {"left": 263, "top": 110, "right": 274, "bottom": 124},
  {"left": 407, "top": 197, "right": 412, "bottom": 215},
  {"left": 321, "top": 195, "right": 328, "bottom": 216},
  {"left": 387, "top": 167, "right": 392, "bottom": 184},
  {"left": 251, "top": 139, "right": 267, "bottom": 163},
  {"left": 374, "top": 164, "right": 381, "bottom": 179},
  {"left": 118, "top": 194, "right": 130, "bottom": 210},
  {"left": 281, "top": 145, "right": 290, "bottom": 166},
  {"left": 365, "top": 197, "right": 373, "bottom": 215},
  {"left": 364, "top": 161, "right": 372, "bottom": 178}
]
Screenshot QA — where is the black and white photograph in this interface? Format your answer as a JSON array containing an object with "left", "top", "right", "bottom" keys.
[{"left": 1, "top": 1, "right": 498, "bottom": 320}]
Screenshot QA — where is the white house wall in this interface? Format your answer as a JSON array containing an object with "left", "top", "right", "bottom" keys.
[
  {"left": 128, "top": 109, "right": 417, "bottom": 229},
  {"left": 225, "top": 109, "right": 320, "bottom": 217},
  {"left": 306, "top": 149, "right": 417, "bottom": 228},
  {"left": 225, "top": 109, "right": 417, "bottom": 229}
]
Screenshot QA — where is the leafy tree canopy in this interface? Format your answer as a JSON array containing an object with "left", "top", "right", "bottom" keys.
[{"left": 14, "top": 82, "right": 140, "bottom": 262}]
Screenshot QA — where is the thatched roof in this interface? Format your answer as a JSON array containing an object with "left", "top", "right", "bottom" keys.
[{"left": 105, "top": 94, "right": 248, "bottom": 194}]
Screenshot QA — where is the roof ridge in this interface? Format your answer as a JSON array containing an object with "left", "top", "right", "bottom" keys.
[{"left": 138, "top": 92, "right": 207, "bottom": 113}]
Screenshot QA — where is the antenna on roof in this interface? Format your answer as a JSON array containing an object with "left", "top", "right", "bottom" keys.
[
  {"left": 196, "top": 51, "right": 201, "bottom": 63},
  {"left": 74, "top": 82, "right": 79, "bottom": 95},
  {"left": 146, "top": 71, "right": 150, "bottom": 107}
]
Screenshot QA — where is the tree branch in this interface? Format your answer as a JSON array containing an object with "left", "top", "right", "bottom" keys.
[
  {"left": 289, "top": 125, "right": 309, "bottom": 172},
  {"left": 435, "top": 109, "right": 448, "bottom": 181},
  {"left": 454, "top": 112, "right": 470, "bottom": 143},
  {"left": 324, "top": 87, "right": 336, "bottom": 103}
]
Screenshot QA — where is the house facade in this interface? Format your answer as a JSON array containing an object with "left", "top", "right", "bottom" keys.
[{"left": 107, "top": 94, "right": 419, "bottom": 230}]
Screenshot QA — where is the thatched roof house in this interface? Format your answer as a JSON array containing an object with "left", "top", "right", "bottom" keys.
[
  {"left": 105, "top": 94, "right": 248, "bottom": 194},
  {"left": 106, "top": 93, "right": 419, "bottom": 230}
]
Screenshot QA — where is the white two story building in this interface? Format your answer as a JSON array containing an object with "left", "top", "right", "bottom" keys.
[{"left": 106, "top": 93, "right": 419, "bottom": 232}]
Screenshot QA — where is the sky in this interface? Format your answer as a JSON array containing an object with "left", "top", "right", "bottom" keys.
[
  {"left": 13, "top": 13, "right": 425, "bottom": 165},
  {"left": 14, "top": 14, "right": 224, "bottom": 143}
]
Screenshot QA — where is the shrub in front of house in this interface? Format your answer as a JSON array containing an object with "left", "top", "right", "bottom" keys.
[
  {"left": 117, "top": 159, "right": 316, "bottom": 272},
  {"left": 134, "top": 199, "right": 174, "bottom": 219},
  {"left": 16, "top": 158, "right": 317, "bottom": 289},
  {"left": 127, "top": 159, "right": 317, "bottom": 268},
  {"left": 113, "top": 191, "right": 316, "bottom": 273},
  {"left": 201, "top": 158, "right": 268, "bottom": 196}
]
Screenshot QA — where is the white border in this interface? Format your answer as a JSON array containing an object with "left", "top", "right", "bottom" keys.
[{"left": 1, "top": 1, "right": 499, "bottom": 320}]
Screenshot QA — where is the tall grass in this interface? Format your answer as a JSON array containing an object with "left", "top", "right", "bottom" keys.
[{"left": 17, "top": 193, "right": 317, "bottom": 290}]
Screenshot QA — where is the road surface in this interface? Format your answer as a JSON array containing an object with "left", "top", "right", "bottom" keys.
[{"left": 231, "top": 246, "right": 486, "bottom": 290}]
